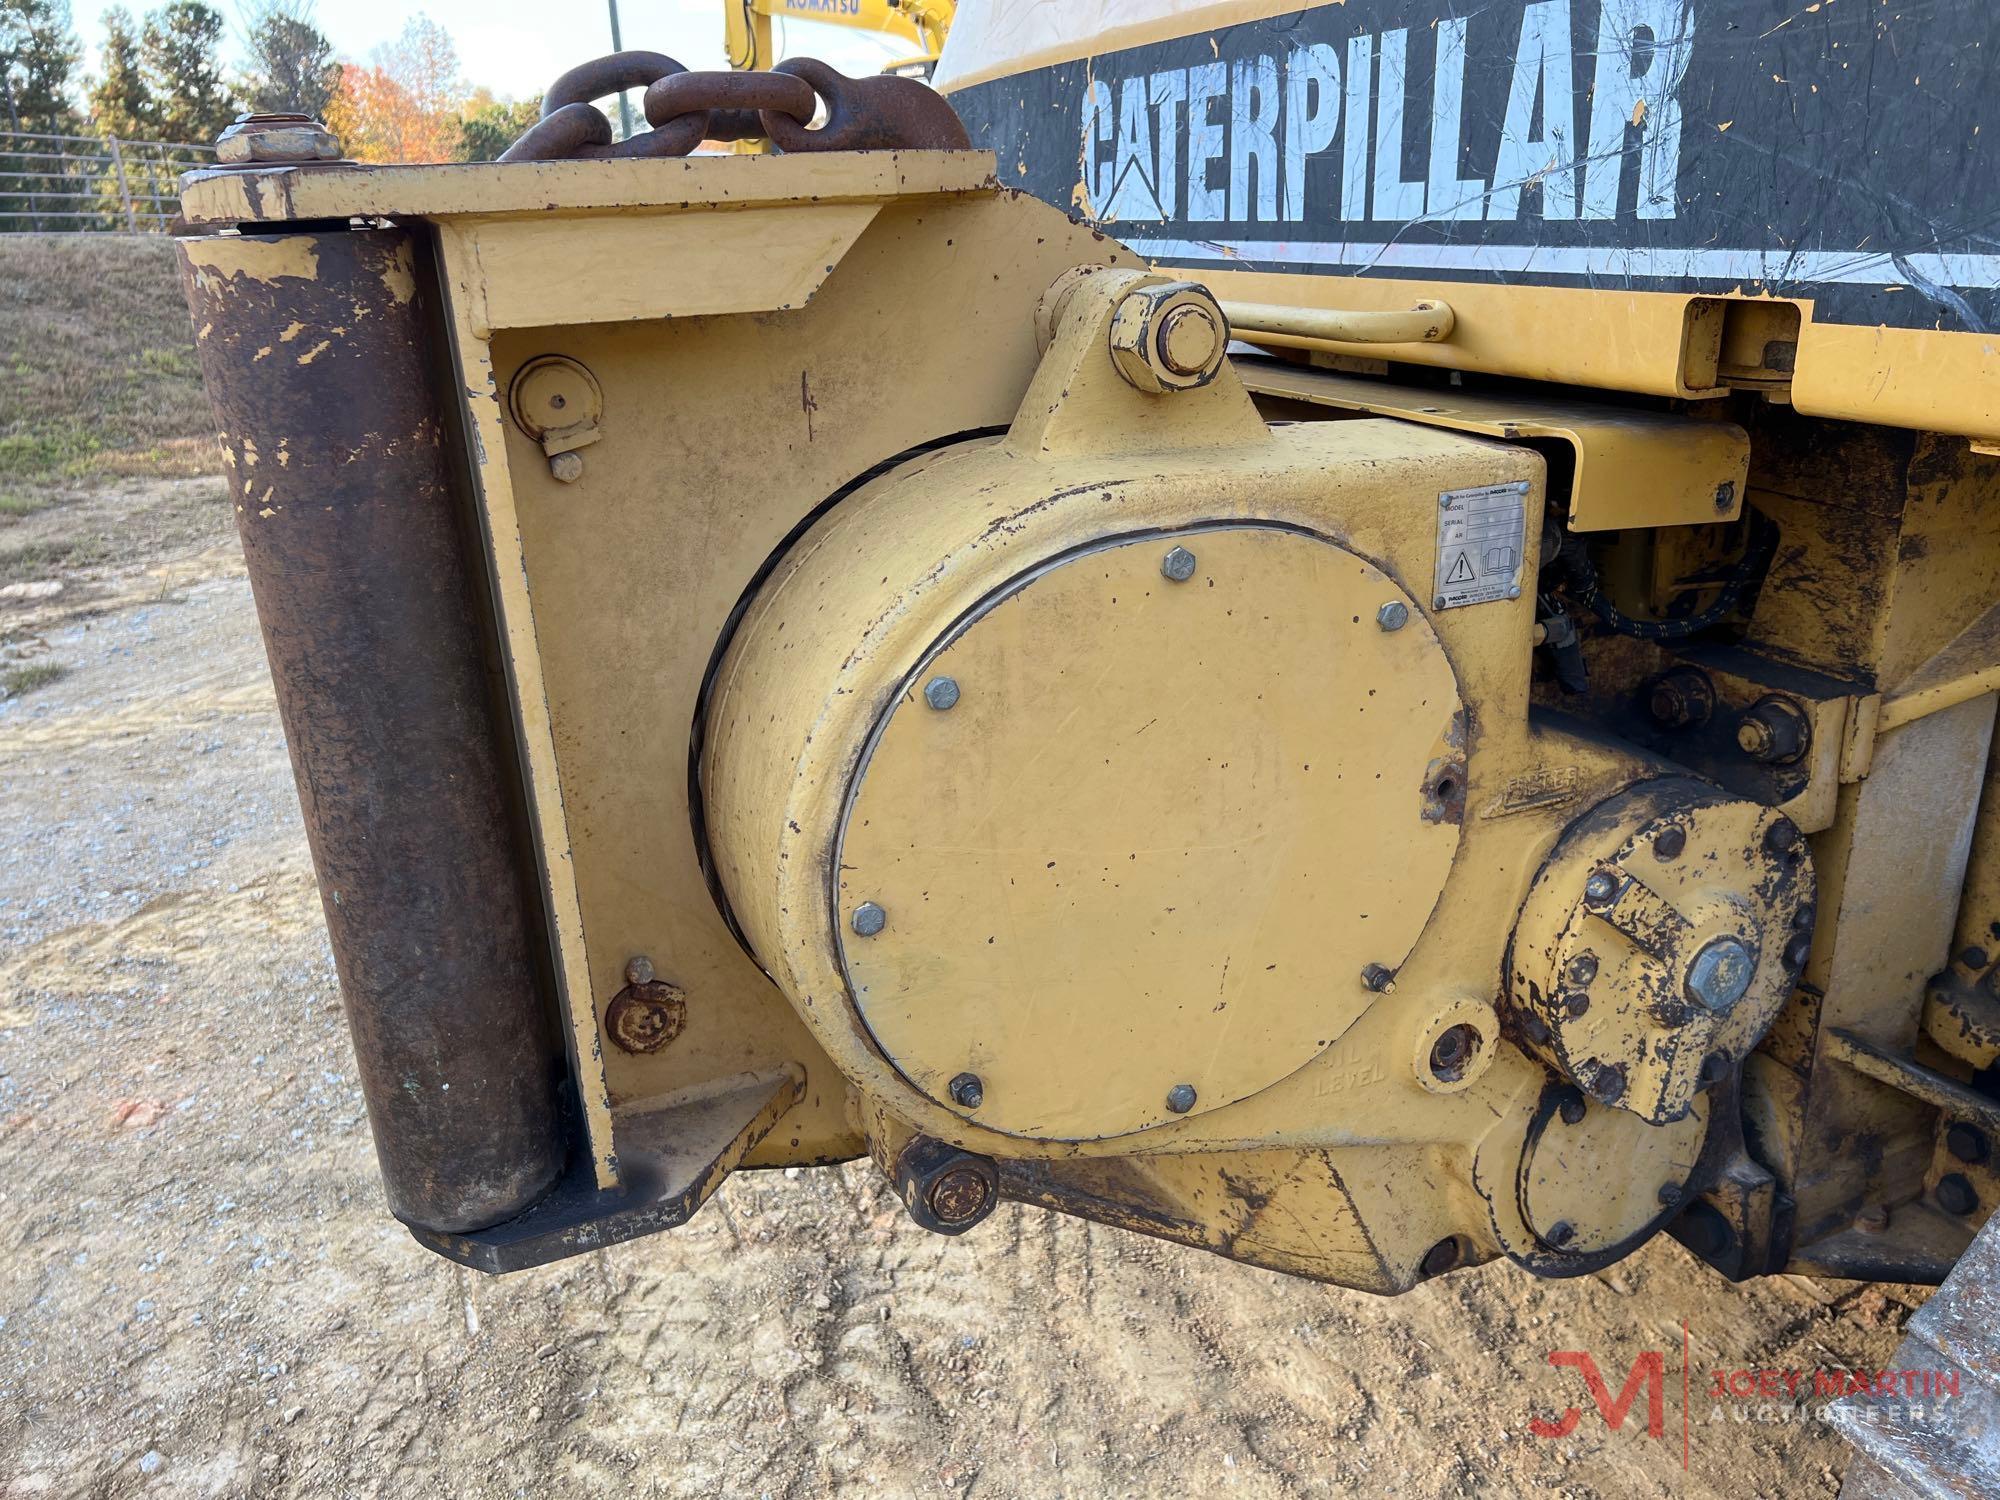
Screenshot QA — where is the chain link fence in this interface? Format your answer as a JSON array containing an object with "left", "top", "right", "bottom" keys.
[{"left": 0, "top": 130, "right": 217, "bottom": 233}]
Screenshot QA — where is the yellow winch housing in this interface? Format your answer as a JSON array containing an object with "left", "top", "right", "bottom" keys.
[{"left": 173, "top": 106, "right": 1994, "bottom": 1303}]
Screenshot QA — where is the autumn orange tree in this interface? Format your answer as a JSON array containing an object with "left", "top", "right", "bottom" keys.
[{"left": 324, "top": 13, "right": 463, "bottom": 163}]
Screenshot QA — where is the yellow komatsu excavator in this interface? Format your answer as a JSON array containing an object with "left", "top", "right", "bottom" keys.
[{"left": 177, "top": 2, "right": 1998, "bottom": 1489}]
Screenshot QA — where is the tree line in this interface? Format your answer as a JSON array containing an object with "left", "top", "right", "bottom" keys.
[{"left": 1, "top": 0, "right": 541, "bottom": 162}]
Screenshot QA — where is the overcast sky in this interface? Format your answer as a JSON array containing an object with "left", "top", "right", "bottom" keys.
[{"left": 73, "top": 0, "right": 909, "bottom": 103}]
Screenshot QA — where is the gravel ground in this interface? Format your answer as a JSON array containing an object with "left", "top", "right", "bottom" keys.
[{"left": 0, "top": 485, "right": 1929, "bottom": 1498}]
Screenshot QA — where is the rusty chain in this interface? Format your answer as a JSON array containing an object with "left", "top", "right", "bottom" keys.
[{"left": 499, "top": 52, "right": 969, "bottom": 163}]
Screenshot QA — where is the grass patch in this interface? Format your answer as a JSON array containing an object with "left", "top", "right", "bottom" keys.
[
  {"left": 0, "top": 535, "right": 114, "bottom": 584},
  {"left": 0, "top": 661, "right": 68, "bottom": 698},
  {"left": 0, "top": 492, "right": 52, "bottom": 522},
  {"left": 0, "top": 423, "right": 101, "bottom": 481},
  {"left": 0, "top": 236, "right": 220, "bottom": 487}
]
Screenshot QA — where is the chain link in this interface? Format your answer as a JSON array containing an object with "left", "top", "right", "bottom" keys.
[{"left": 500, "top": 53, "right": 969, "bottom": 163}]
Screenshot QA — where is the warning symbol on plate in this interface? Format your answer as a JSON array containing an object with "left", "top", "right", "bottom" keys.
[{"left": 1433, "top": 480, "right": 1530, "bottom": 610}]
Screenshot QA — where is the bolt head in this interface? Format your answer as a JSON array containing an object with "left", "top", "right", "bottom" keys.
[
  {"left": 1108, "top": 281, "right": 1227, "bottom": 392},
  {"left": 1937, "top": 1172, "right": 1980, "bottom": 1217},
  {"left": 1375, "top": 600, "right": 1410, "bottom": 633},
  {"left": 549, "top": 450, "right": 585, "bottom": 484},
  {"left": 1645, "top": 668, "right": 1714, "bottom": 730},
  {"left": 896, "top": 1138, "right": 999, "bottom": 1236},
  {"left": 1947, "top": 1124, "right": 1991, "bottom": 1164},
  {"left": 1583, "top": 871, "right": 1619, "bottom": 907},
  {"left": 850, "top": 901, "right": 887, "bottom": 937},
  {"left": 1566, "top": 952, "right": 1599, "bottom": 986},
  {"left": 624, "top": 954, "right": 655, "bottom": 987},
  {"left": 1545, "top": 1220, "right": 1576, "bottom": 1249},
  {"left": 927, "top": 1164, "right": 994, "bottom": 1226},
  {"left": 1649, "top": 681, "right": 1691, "bottom": 727},
  {"left": 923, "top": 675, "right": 961, "bottom": 711},
  {"left": 1658, "top": 1182, "right": 1685, "bottom": 1206},
  {"left": 1360, "top": 962, "right": 1394, "bottom": 993},
  {"left": 1584, "top": 1061, "right": 1628, "bottom": 1104},
  {"left": 1428, "top": 1024, "right": 1480, "bottom": 1082},
  {"left": 1557, "top": 1091, "right": 1588, "bottom": 1126},
  {"left": 1783, "top": 932, "right": 1813, "bottom": 970},
  {"left": 1687, "top": 936, "right": 1757, "bottom": 1013},
  {"left": 948, "top": 1072, "right": 984, "bottom": 1110},
  {"left": 1161, "top": 545, "right": 1198, "bottom": 582},
  {"left": 1739, "top": 699, "right": 1809, "bottom": 764},
  {"left": 1562, "top": 990, "right": 1591, "bottom": 1018},
  {"left": 214, "top": 112, "right": 344, "bottom": 164},
  {"left": 1165, "top": 1083, "right": 1197, "bottom": 1114},
  {"left": 1653, "top": 826, "right": 1687, "bottom": 861},
  {"left": 604, "top": 978, "right": 686, "bottom": 1055},
  {"left": 1158, "top": 303, "right": 1222, "bottom": 375},
  {"left": 1856, "top": 1202, "right": 1891, "bottom": 1234}
]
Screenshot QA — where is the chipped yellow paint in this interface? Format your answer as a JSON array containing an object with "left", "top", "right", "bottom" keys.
[
  {"left": 278, "top": 321, "right": 306, "bottom": 343},
  {"left": 181, "top": 234, "right": 319, "bottom": 285},
  {"left": 296, "top": 339, "right": 333, "bottom": 365},
  {"left": 177, "top": 151, "right": 994, "bottom": 229},
  {"left": 378, "top": 240, "right": 418, "bottom": 305}
]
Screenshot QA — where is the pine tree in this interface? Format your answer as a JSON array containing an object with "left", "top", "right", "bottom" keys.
[
  {"left": 239, "top": 1, "right": 335, "bottom": 118},
  {"left": 140, "top": 0, "right": 235, "bottom": 144},
  {"left": 88, "top": 5, "right": 150, "bottom": 137},
  {"left": 1, "top": 0, "right": 85, "bottom": 133},
  {"left": 1, "top": 0, "right": 83, "bottom": 230}
]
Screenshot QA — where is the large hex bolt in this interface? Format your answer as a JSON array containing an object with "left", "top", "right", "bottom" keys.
[
  {"left": 1646, "top": 666, "right": 1716, "bottom": 731},
  {"left": 893, "top": 1136, "right": 1000, "bottom": 1237},
  {"left": 214, "top": 112, "right": 345, "bottom": 165},
  {"left": 1685, "top": 936, "right": 1757, "bottom": 1014},
  {"left": 1737, "top": 696, "right": 1811, "bottom": 764},
  {"left": 1108, "top": 281, "right": 1230, "bottom": 394}
]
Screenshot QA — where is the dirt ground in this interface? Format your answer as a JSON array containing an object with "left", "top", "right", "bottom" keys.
[{"left": 0, "top": 475, "right": 1936, "bottom": 1499}]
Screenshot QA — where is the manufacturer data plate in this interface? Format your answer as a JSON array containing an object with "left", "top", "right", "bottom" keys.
[{"left": 1433, "top": 480, "right": 1530, "bottom": 610}]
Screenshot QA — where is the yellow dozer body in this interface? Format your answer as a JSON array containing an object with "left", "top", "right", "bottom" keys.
[{"left": 175, "top": 2, "right": 2000, "bottom": 1479}]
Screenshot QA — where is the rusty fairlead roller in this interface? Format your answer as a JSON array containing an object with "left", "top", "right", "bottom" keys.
[
  {"left": 177, "top": 227, "right": 567, "bottom": 1233},
  {"left": 175, "top": 17, "right": 2000, "bottom": 1392}
]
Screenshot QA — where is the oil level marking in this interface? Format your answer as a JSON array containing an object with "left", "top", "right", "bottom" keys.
[{"left": 1433, "top": 480, "right": 1530, "bottom": 609}]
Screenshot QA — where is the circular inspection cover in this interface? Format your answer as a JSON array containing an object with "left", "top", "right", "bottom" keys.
[
  {"left": 835, "top": 525, "right": 1465, "bottom": 1140},
  {"left": 1521, "top": 1093, "right": 1708, "bottom": 1255}
]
